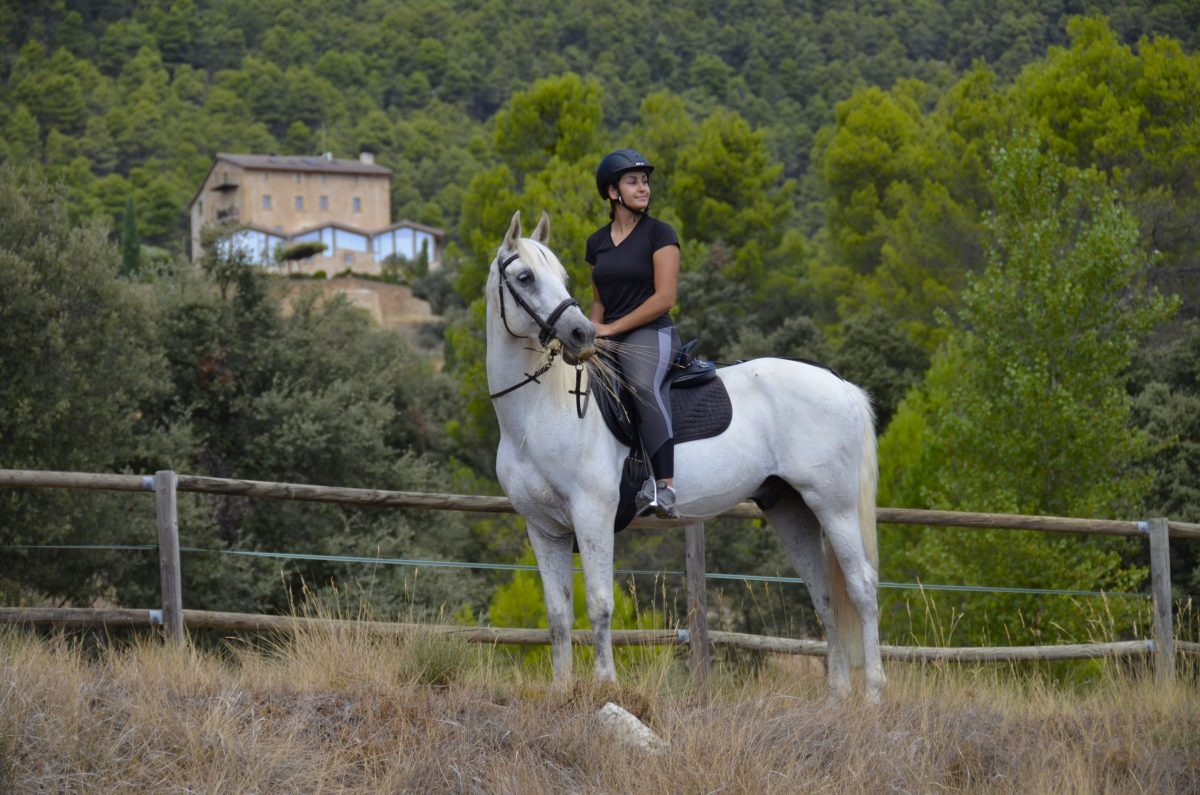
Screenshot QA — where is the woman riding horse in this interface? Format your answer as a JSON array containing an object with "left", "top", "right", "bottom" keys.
[{"left": 586, "top": 148, "right": 682, "bottom": 519}]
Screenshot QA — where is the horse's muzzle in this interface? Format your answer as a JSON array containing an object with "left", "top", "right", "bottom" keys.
[{"left": 560, "top": 321, "right": 596, "bottom": 364}]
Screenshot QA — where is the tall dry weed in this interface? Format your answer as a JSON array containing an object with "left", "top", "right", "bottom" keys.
[{"left": 2, "top": 622, "right": 1198, "bottom": 793}]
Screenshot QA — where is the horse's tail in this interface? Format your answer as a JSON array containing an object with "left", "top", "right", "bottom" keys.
[{"left": 826, "top": 384, "right": 878, "bottom": 668}]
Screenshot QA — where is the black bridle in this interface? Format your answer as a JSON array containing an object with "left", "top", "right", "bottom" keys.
[
  {"left": 489, "top": 250, "right": 588, "bottom": 412},
  {"left": 494, "top": 251, "right": 579, "bottom": 348}
]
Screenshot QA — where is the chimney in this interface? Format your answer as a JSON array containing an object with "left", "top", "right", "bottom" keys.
[
  {"left": 359, "top": 150, "right": 375, "bottom": 165},
  {"left": 323, "top": 151, "right": 333, "bottom": 161}
]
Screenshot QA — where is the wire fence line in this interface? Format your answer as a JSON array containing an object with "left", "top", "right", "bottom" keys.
[
  {"left": 1, "top": 468, "right": 1196, "bottom": 677},
  {"left": 0, "top": 543, "right": 1147, "bottom": 599}
]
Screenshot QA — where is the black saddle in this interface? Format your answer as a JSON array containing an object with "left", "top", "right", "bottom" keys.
[{"left": 591, "top": 340, "right": 733, "bottom": 531}]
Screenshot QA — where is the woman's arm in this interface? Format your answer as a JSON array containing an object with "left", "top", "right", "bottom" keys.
[
  {"left": 594, "top": 245, "right": 679, "bottom": 337},
  {"left": 590, "top": 282, "right": 606, "bottom": 326}
]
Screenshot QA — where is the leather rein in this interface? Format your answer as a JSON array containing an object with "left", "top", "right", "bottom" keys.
[{"left": 488, "top": 251, "right": 589, "bottom": 417}]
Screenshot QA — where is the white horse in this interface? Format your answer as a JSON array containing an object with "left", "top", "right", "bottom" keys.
[{"left": 486, "top": 211, "right": 884, "bottom": 701}]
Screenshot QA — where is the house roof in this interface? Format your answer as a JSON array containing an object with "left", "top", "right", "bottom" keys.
[
  {"left": 215, "top": 153, "right": 391, "bottom": 176},
  {"left": 291, "top": 221, "right": 377, "bottom": 238},
  {"left": 380, "top": 220, "right": 447, "bottom": 239}
]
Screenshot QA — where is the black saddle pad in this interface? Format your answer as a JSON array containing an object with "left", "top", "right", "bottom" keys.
[
  {"left": 591, "top": 369, "right": 733, "bottom": 532},
  {"left": 592, "top": 370, "right": 733, "bottom": 452}
]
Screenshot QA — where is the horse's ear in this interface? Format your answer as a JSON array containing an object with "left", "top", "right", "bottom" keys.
[
  {"left": 503, "top": 211, "right": 522, "bottom": 251},
  {"left": 532, "top": 211, "right": 550, "bottom": 245}
]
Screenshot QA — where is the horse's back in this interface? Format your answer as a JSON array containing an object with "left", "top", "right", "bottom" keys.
[
  {"left": 673, "top": 358, "right": 871, "bottom": 515},
  {"left": 716, "top": 357, "right": 870, "bottom": 433}
]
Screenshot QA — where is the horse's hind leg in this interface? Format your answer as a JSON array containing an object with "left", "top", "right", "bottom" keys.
[
  {"left": 819, "top": 506, "right": 886, "bottom": 703},
  {"left": 764, "top": 490, "right": 851, "bottom": 701},
  {"left": 527, "top": 524, "right": 576, "bottom": 683}
]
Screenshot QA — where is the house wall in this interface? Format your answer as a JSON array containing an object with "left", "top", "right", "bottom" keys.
[
  {"left": 242, "top": 169, "right": 390, "bottom": 234},
  {"left": 190, "top": 162, "right": 248, "bottom": 258}
]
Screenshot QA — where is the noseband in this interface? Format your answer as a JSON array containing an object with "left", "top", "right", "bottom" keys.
[{"left": 495, "top": 251, "right": 579, "bottom": 348}]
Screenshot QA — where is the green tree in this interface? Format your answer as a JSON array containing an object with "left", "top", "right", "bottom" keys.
[
  {"left": 120, "top": 195, "right": 140, "bottom": 276},
  {"left": 1130, "top": 320, "right": 1200, "bottom": 600},
  {"left": 2, "top": 105, "right": 41, "bottom": 165},
  {"left": 0, "top": 167, "right": 165, "bottom": 604},
  {"left": 132, "top": 228, "right": 484, "bottom": 617},
  {"left": 1013, "top": 16, "right": 1200, "bottom": 317},
  {"left": 878, "top": 140, "right": 1176, "bottom": 645},
  {"left": 491, "top": 72, "right": 603, "bottom": 178}
]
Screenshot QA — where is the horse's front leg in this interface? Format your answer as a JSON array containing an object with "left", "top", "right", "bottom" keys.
[
  {"left": 527, "top": 523, "right": 577, "bottom": 683},
  {"left": 573, "top": 504, "right": 617, "bottom": 682}
]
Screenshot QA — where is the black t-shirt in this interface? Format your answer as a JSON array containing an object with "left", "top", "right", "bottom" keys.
[{"left": 585, "top": 214, "right": 679, "bottom": 328}]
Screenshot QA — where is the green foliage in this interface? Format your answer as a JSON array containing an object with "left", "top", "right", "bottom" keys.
[
  {"left": 278, "top": 241, "right": 326, "bottom": 262},
  {"left": 878, "top": 140, "right": 1176, "bottom": 644},
  {"left": 1130, "top": 320, "right": 1200, "bottom": 595},
  {"left": 0, "top": 169, "right": 489, "bottom": 619},
  {"left": 141, "top": 234, "right": 483, "bottom": 617},
  {"left": 119, "top": 195, "right": 140, "bottom": 276},
  {"left": 0, "top": 167, "right": 166, "bottom": 603},
  {"left": 487, "top": 545, "right": 667, "bottom": 669}
]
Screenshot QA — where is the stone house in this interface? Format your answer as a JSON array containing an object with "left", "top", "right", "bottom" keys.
[{"left": 188, "top": 152, "right": 444, "bottom": 277}]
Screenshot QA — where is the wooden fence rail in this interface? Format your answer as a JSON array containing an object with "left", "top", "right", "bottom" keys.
[
  {"left": 3, "top": 469, "right": 1199, "bottom": 538},
  {"left": 4, "top": 607, "right": 1193, "bottom": 663},
  {"left": 3, "top": 468, "right": 1199, "bottom": 679}
]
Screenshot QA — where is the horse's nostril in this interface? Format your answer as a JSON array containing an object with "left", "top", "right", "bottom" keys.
[{"left": 571, "top": 327, "right": 587, "bottom": 343}]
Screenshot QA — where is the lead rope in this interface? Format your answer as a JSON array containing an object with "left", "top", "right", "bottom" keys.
[{"left": 488, "top": 348, "right": 560, "bottom": 400}]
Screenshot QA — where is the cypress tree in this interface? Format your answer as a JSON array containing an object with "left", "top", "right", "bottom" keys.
[{"left": 120, "top": 195, "right": 140, "bottom": 276}]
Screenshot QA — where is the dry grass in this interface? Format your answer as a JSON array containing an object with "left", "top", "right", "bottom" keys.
[{"left": 2, "top": 625, "right": 1198, "bottom": 794}]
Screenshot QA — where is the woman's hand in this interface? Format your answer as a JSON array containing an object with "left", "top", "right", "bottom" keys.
[{"left": 594, "top": 322, "right": 616, "bottom": 338}]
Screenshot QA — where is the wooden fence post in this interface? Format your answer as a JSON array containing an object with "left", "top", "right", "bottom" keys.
[
  {"left": 1147, "top": 517, "right": 1174, "bottom": 681},
  {"left": 684, "top": 521, "right": 710, "bottom": 684},
  {"left": 155, "top": 470, "right": 184, "bottom": 645}
]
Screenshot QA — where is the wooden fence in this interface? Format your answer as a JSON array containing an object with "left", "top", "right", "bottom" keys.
[{"left": 2, "top": 468, "right": 1199, "bottom": 682}]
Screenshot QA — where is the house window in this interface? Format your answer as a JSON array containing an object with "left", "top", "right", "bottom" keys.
[
  {"left": 344, "top": 253, "right": 353, "bottom": 265},
  {"left": 295, "top": 195, "right": 303, "bottom": 210},
  {"left": 262, "top": 194, "right": 272, "bottom": 210},
  {"left": 353, "top": 197, "right": 361, "bottom": 213},
  {"left": 294, "top": 173, "right": 301, "bottom": 182},
  {"left": 396, "top": 227, "right": 414, "bottom": 259},
  {"left": 375, "top": 231, "right": 394, "bottom": 260},
  {"left": 319, "top": 195, "right": 328, "bottom": 211},
  {"left": 335, "top": 229, "right": 368, "bottom": 252},
  {"left": 198, "top": 200, "right": 204, "bottom": 216}
]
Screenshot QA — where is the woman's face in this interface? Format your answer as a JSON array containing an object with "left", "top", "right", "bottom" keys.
[{"left": 610, "top": 170, "right": 650, "bottom": 211}]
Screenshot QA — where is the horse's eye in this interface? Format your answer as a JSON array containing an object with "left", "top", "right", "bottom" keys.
[{"left": 516, "top": 271, "right": 534, "bottom": 284}]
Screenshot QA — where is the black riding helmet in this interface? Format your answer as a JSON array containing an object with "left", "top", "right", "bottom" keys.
[{"left": 595, "top": 148, "right": 654, "bottom": 200}]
